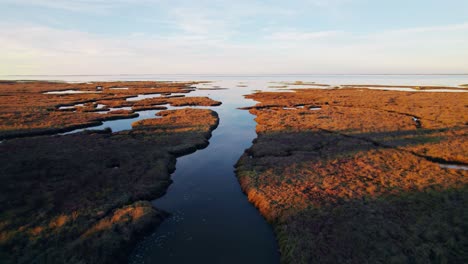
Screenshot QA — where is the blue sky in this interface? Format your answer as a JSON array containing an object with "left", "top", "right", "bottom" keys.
[{"left": 1, "top": 0, "right": 468, "bottom": 75}]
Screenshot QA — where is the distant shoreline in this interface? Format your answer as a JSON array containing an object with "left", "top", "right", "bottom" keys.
[{"left": 3, "top": 73, "right": 468, "bottom": 77}]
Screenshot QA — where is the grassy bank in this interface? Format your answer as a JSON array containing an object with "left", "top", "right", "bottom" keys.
[
  {"left": 0, "top": 81, "right": 220, "bottom": 263},
  {"left": 236, "top": 88, "right": 468, "bottom": 263}
]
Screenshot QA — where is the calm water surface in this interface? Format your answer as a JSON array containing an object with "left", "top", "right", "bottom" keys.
[
  {"left": 129, "top": 81, "right": 280, "bottom": 263},
  {"left": 4, "top": 74, "right": 468, "bottom": 86}
]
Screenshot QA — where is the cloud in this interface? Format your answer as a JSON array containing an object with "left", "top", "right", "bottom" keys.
[
  {"left": 1, "top": 20, "right": 468, "bottom": 75},
  {"left": 307, "top": 0, "right": 354, "bottom": 7},
  {"left": 167, "top": 7, "right": 234, "bottom": 36},
  {"left": 268, "top": 30, "right": 344, "bottom": 41},
  {"left": 0, "top": 0, "right": 155, "bottom": 12},
  {"left": 386, "top": 22, "right": 468, "bottom": 34},
  {"left": 2, "top": 0, "right": 107, "bottom": 13}
]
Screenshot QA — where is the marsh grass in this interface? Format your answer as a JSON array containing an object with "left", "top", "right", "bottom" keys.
[
  {"left": 0, "top": 108, "right": 219, "bottom": 263},
  {"left": 236, "top": 88, "right": 468, "bottom": 263},
  {"left": 0, "top": 81, "right": 219, "bottom": 140}
]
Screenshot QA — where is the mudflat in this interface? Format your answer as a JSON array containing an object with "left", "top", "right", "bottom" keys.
[
  {"left": 0, "top": 81, "right": 219, "bottom": 263},
  {"left": 236, "top": 88, "right": 468, "bottom": 263}
]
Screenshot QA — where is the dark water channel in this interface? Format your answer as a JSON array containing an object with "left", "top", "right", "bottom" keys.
[{"left": 128, "top": 82, "right": 280, "bottom": 263}]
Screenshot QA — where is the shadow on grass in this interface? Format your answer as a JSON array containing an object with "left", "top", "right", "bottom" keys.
[
  {"left": 0, "top": 109, "right": 219, "bottom": 264},
  {"left": 247, "top": 127, "right": 467, "bottom": 165},
  {"left": 236, "top": 128, "right": 467, "bottom": 264},
  {"left": 277, "top": 188, "right": 467, "bottom": 264}
]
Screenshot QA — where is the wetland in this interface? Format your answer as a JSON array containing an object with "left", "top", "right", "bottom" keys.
[{"left": 0, "top": 75, "right": 467, "bottom": 263}]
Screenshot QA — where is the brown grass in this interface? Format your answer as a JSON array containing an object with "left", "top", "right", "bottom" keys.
[
  {"left": 236, "top": 88, "right": 468, "bottom": 263},
  {"left": 0, "top": 81, "right": 209, "bottom": 139},
  {"left": 0, "top": 107, "right": 219, "bottom": 263},
  {"left": 340, "top": 84, "right": 468, "bottom": 90}
]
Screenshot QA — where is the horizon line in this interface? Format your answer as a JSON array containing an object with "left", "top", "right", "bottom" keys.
[{"left": 2, "top": 73, "right": 468, "bottom": 77}]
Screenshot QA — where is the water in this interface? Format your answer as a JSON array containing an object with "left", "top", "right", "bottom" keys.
[
  {"left": 3, "top": 74, "right": 467, "bottom": 87},
  {"left": 44, "top": 89, "right": 102, "bottom": 94},
  {"left": 129, "top": 81, "right": 280, "bottom": 264},
  {"left": 62, "top": 109, "right": 162, "bottom": 134},
  {"left": 62, "top": 104, "right": 191, "bottom": 135},
  {"left": 440, "top": 164, "right": 468, "bottom": 170},
  {"left": 110, "top": 87, "right": 129, "bottom": 90},
  {"left": 61, "top": 93, "right": 197, "bottom": 134},
  {"left": 58, "top": 103, "right": 84, "bottom": 110},
  {"left": 126, "top": 93, "right": 164, "bottom": 101}
]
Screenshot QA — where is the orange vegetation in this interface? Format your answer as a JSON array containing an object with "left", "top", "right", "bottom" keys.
[
  {"left": 133, "top": 108, "right": 219, "bottom": 133},
  {"left": 236, "top": 88, "right": 467, "bottom": 263},
  {"left": 0, "top": 81, "right": 220, "bottom": 139},
  {"left": 0, "top": 108, "right": 219, "bottom": 263}
]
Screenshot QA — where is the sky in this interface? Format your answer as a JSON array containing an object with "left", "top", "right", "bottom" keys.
[{"left": 1, "top": 0, "right": 468, "bottom": 75}]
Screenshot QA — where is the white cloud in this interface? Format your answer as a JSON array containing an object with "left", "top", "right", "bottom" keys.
[
  {"left": 0, "top": 0, "right": 158, "bottom": 12},
  {"left": 167, "top": 7, "right": 234, "bottom": 36},
  {"left": 307, "top": 0, "right": 354, "bottom": 7},
  {"left": 2, "top": 0, "right": 107, "bottom": 13},
  {"left": 385, "top": 22, "right": 468, "bottom": 34},
  {"left": 268, "top": 30, "right": 343, "bottom": 41},
  {"left": 1, "top": 21, "right": 468, "bottom": 75}
]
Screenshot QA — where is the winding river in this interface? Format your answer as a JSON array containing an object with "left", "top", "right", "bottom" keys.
[{"left": 128, "top": 81, "right": 280, "bottom": 263}]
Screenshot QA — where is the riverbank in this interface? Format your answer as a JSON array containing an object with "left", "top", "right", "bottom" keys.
[{"left": 236, "top": 88, "right": 468, "bottom": 263}]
